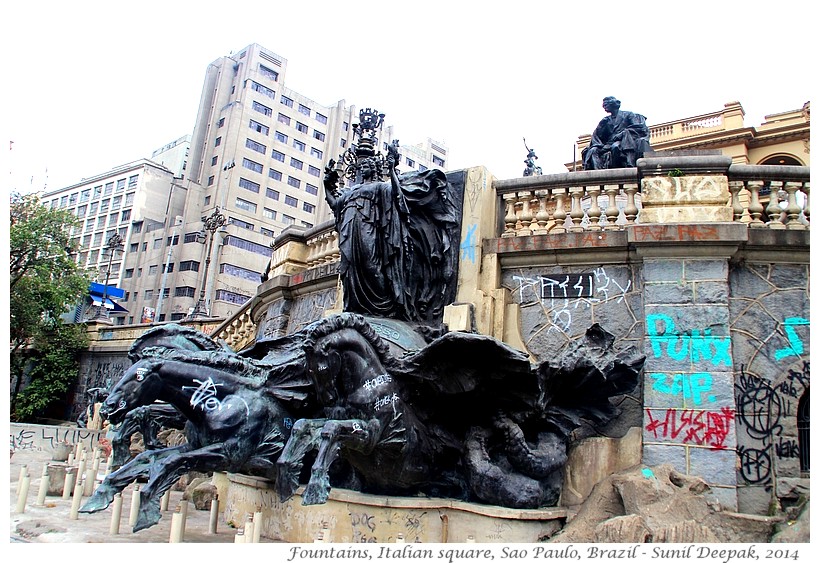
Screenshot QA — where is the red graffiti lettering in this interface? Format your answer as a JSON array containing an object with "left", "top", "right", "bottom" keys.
[{"left": 645, "top": 407, "right": 735, "bottom": 450}]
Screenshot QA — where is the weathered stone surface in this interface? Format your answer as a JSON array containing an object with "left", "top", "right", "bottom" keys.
[
  {"left": 771, "top": 501, "right": 810, "bottom": 543},
  {"left": 688, "top": 447, "right": 737, "bottom": 486},
  {"left": 643, "top": 282, "right": 692, "bottom": 305},
  {"left": 191, "top": 481, "right": 218, "bottom": 511},
  {"left": 766, "top": 264, "right": 809, "bottom": 290},
  {"left": 549, "top": 464, "right": 778, "bottom": 543},
  {"left": 684, "top": 259, "right": 728, "bottom": 281},
  {"left": 729, "top": 267, "right": 775, "bottom": 298},
  {"left": 46, "top": 464, "right": 69, "bottom": 496},
  {"left": 694, "top": 281, "right": 729, "bottom": 304},
  {"left": 641, "top": 445, "right": 686, "bottom": 472},
  {"left": 777, "top": 477, "right": 810, "bottom": 500},
  {"left": 643, "top": 259, "right": 683, "bottom": 282}
]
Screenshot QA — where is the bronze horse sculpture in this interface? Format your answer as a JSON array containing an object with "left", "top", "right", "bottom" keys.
[{"left": 84, "top": 316, "right": 643, "bottom": 530}]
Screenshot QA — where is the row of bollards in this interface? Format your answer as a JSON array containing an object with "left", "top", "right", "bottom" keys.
[
  {"left": 233, "top": 509, "right": 264, "bottom": 543},
  {"left": 13, "top": 443, "right": 234, "bottom": 543}
]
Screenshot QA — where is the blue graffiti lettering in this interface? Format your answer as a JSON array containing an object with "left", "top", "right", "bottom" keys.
[
  {"left": 460, "top": 224, "right": 477, "bottom": 264},
  {"left": 646, "top": 313, "right": 731, "bottom": 367},
  {"left": 774, "top": 317, "right": 810, "bottom": 361},
  {"left": 651, "top": 372, "right": 717, "bottom": 405}
]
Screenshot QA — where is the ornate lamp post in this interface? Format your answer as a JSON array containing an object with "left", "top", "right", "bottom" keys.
[
  {"left": 91, "top": 233, "right": 124, "bottom": 322},
  {"left": 187, "top": 207, "right": 227, "bottom": 319}
]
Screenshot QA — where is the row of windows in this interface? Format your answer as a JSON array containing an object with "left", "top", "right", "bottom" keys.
[{"left": 50, "top": 176, "right": 138, "bottom": 209}]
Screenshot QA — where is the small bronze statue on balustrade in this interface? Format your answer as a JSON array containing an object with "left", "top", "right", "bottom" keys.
[
  {"left": 582, "top": 96, "right": 651, "bottom": 170},
  {"left": 523, "top": 138, "right": 543, "bottom": 177}
]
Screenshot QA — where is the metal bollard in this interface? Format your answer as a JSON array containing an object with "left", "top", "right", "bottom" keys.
[
  {"left": 128, "top": 484, "right": 140, "bottom": 529},
  {"left": 15, "top": 470, "right": 31, "bottom": 513},
  {"left": 252, "top": 509, "right": 263, "bottom": 543},
  {"left": 62, "top": 468, "right": 76, "bottom": 500},
  {"left": 169, "top": 505, "right": 184, "bottom": 543},
  {"left": 208, "top": 496, "right": 220, "bottom": 534},
  {"left": 109, "top": 493, "right": 123, "bottom": 535},
  {"left": 36, "top": 464, "right": 50, "bottom": 506}
]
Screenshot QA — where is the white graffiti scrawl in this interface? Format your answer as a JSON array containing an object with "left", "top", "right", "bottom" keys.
[{"left": 512, "top": 267, "right": 632, "bottom": 333}]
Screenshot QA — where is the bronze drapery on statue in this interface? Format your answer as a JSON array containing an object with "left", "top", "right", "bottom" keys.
[
  {"left": 582, "top": 96, "right": 651, "bottom": 170},
  {"left": 324, "top": 108, "right": 458, "bottom": 324}
]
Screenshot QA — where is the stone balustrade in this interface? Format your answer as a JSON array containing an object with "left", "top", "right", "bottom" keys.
[
  {"left": 305, "top": 223, "right": 340, "bottom": 267},
  {"left": 494, "top": 158, "right": 809, "bottom": 238}
]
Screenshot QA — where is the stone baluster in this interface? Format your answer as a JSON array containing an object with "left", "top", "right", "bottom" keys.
[
  {"left": 552, "top": 188, "right": 568, "bottom": 234},
  {"left": 623, "top": 183, "right": 639, "bottom": 224},
  {"left": 800, "top": 182, "right": 810, "bottom": 226},
  {"left": 586, "top": 185, "right": 602, "bottom": 231},
  {"left": 746, "top": 180, "right": 765, "bottom": 227},
  {"left": 533, "top": 189, "right": 551, "bottom": 235},
  {"left": 517, "top": 191, "right": 534, "bottom": 236},
  {"left": 568, "top": 186, "right": 585, "bottom": 232},
  {"left": 765, "top": 181, "right": 786, "bottom": 229},
  {"left": 783, "top": 181, "right": 806, "bottom": 230},
  {"left": 728, "top": 180, "right": 746, "bottom": 223},
  {"left": 329, "top": 232, "right": 340, "bottom": 262},
  {"left": 502, "top": 193, "right": 519, "bottom": 237},
  {"left": 603, "top": 184, "right": 620, "bottom": 230}
]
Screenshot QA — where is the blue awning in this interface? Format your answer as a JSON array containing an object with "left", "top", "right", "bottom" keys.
[
  {"left": 89, "top": 282, "right": 125, "bottom": 299},
  {"left": 90, "top": 296, "right": 129, "bottom": 313}
]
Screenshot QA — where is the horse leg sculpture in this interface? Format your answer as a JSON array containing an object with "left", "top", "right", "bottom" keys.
[
  {"left": 81, "top": 444, "right": 190, "bottom": 514},
  {"left": 133, "top": 443, "right": 228, "bottom": 532},
  {"left": 302, "top": 418, "right": 380, "bottom": 505},
  {"left": 276, "top": 418, "right": 327, "bottom": 502}
]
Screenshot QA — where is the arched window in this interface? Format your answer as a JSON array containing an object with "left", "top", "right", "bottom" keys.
[
  {"left": 759, "top": 154, "right": 804, "bottom": 166},
  {"left": 798, "top": 389, "right": 809, "bottom": 476}
]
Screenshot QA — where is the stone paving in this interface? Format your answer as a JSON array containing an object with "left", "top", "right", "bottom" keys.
[{"left": 8, "top": 447, "right": 261, "bottom": 544}]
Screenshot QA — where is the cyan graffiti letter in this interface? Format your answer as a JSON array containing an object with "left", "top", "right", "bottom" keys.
[
  {"left": 774, "top": 317, "right": 810, "bottom": 361},
  {"left": 460, "top": 224, "right": 477, "bottom": 264}
]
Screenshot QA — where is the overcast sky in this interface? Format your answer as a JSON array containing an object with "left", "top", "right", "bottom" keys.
[{"left": 3, "top": 0, "right": 813, "bottom": 195}]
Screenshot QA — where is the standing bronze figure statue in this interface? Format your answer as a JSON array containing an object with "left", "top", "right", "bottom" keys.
[
  {"left": 582, "top": 96, "right": 651, "bottom": 170},
  {"left": 323, "top": 108, "right": 458, "bottom": 324},
  {"left": 523, "top": 138, "right": 542, "bottom": 177}
]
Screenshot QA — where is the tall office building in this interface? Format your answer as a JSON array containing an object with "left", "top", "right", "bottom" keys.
[
  {"left": 182, "top": 43, "right": 449, "bottom": 317},
  {"left": 41, "top": 43, "right": 449, "bottom": 324}
]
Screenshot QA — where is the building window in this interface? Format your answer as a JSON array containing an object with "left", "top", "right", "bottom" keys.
[
  {"left": 167, "top": 234, "right": 180, "bottom": 246},
  {"left": 252, "top": 101, "right": 272, "bottom": 116},
  {"left": 261, "top": 227, "right": 275, "bottom": 238},
  {"left": 183, "top": 233, "right": 199, "bottom": 243},
  {"left": 290, "top": 157, "right": 303, "bottom": 170},
  {"left": 293, "top": 139, "right": 305, "bottom": 152},
  {"left": 419, "top": 164, "right": 427, "bottom": 172},
  {"left": 250, "top": 81, "right": 275, "bottom": 98},
  {"left": 432, "top": 155, "right": 445, "bottom": 167},
  {"left": 282, "top": 214, "right": 295, "bottom": 225},
  {"left": 217, "top": 117, "right": 225, "bottom": 127},
  {"left": 179, "top": 260, "right": 200, "bottom": 272},
  {"left": 220, "top": 263, "right": 262, "bottom": 282},
  {"left": 153, "top": 238, "right": 162, "bottom": 249},
  {"left": 296, "top": 121, "right": 308, "bottom": 133},
  {"left": 76, "top": 205, "right": 87, "bottom": 218},
  {"left": 249, "top": 119, "right": 269, "bottom": 135},
  {"left": 301, "top": 221, "right": 313, "bottom": 228},
  {"left": 239, "top": 177, "right": 261, "bottom": 193},
  {"left": 242, "top": 158, "right": 263, "bottom": 173},
  {"left": 235, "top": 198, "right": 257, "bottom": 213},
  {"left": 230, "top": 217, "right": 254, "bottom": 230},
  {"left": 214, "top": 136, "right": 222, "bottom": 147},
  {"left": 204, "top": 195, "right": 211, "bottom": 206},
  {"left": 224, "top": 235, "right": 273, "bottom": 257},
  {"left": 208, "top": 175, "right": 215, "bottom": 186},
  {"left": 298, "top": 104, "right": 310, "bottom": 116},
  {"left": 93, "top": 185, "right": 102, "bottom": 199},
  {"left": 310, "top": 147, "right": 323, "bottom": 159},
  {"left": 215, "top": 288, "right": 251, "bottom": 305},
  {"left": 124, "top": 268, "right": 134, "bottom": 279},
  {"left": 275, "top": 131, "right": 288, "bottom": 144},
  {"left": 125, "top": 192, "right": 135, "bottom": 206},
  {"left": 316, "top": 113, "right": 327, "bottom": 124},
  {"left": 406, "top": 157, "right": 415, "bottom": 168},
  {"left": 116, "top": 179, "right": 126, "bottom": 191},
  {"left": 263, "top": 207, "right": 277, "bottom": 220},
  {"left": 280, "top": 96, "right": 293, "bottom": 108},
  {"left": 269, "top": 169, "right": 282, "bottom": 181},
  {"left": 278, "top": 113, "right": 290, "bottom": 125},
  {"left": 259, "top": 64, "right": 279, "bottom": 81},
  {"left": 245, "top": 138, "right": 267, "bottom": 154},
  {"left": 271, "top": 149, "right": 285, "bottom": 162},
  {"left": 211, "top": 155, "right": 218, "bottom": 166},
  {"left": 148, "top": 265, "right": 158, "bottom": 275},
  {"left": 69, "top": 193, "right": 78, "bottom": 205},
  {"left": 128, "top": 175, "right": 138, "bottom": 188},
  {"left": 287, "top": 177, "right": 300, "bottom": 188},
  {"left": 144, "top": 289, "right": 154, "bottom": 300},
  {"left": 162, "top": 264, "right": 174, "bottom": 274},
  {"left": 112, "top": 195, "right": 122, "bottom": 209},
  {"left": 313, "top": 130, "right": 325, "bottom": 141},
  {"left": 308, "top": 165, "right": 320, "bottom": 178},
  {"left": 121, "top": 209, "right": 131, "bottom": 222},
  {"left": 104, "top": 182, "right": 114, "bottom": 195},
  {"left": 303, "top": 202, "right": 315, "bottom": 213},
  {"left": 175, "top": 286, "right": 196, "bottom": 298},
  {"left": 305, "top": 183, "right": 319, "bottom": 195},
  {"left": 97, "top": 214, "right": 107, "bottom": 228},
  {"left": 80, "top": 189, "right": 91, "bottom": 202},
  {"left": 266, "top": 188, "right": 280, "bottom": 200}
]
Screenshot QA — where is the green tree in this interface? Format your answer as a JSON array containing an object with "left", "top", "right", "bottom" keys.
[{"left": 10, "top": 192, "right": 92, "bottom": 421}]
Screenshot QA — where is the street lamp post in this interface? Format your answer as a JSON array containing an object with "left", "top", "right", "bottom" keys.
[
  {"left": 91, "top": 233, "right": 124, "bottom": 322},
  {"left": 187, "top": 207, "right": 227, "bottom": 320}
]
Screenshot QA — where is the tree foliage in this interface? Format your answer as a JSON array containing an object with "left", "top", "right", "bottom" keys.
[{"left": 10, "top": 192, "right": 92, "bottom": 421}]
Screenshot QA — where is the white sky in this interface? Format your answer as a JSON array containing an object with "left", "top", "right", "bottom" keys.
[{"left": 2, "top": 0, "right": 814, "bottom": 195}]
